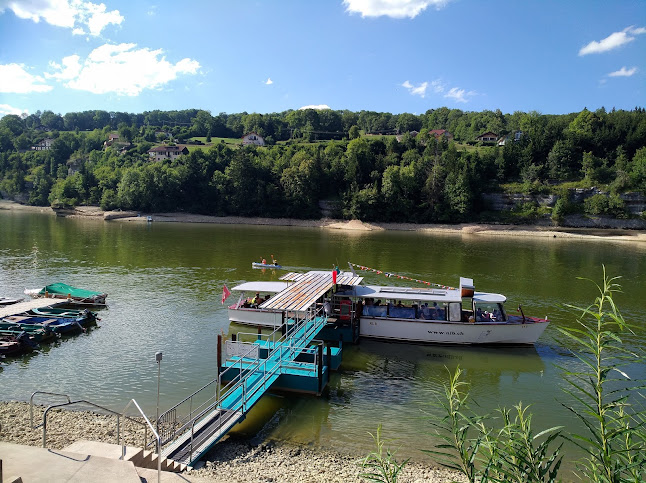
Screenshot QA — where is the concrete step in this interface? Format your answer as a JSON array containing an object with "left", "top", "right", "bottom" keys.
[
  {"left": 63, "top": 439, "right": 144, "bottom": 464},
  {"left": 63, "top": 439, "right": 185, "bottom": 473},
  {"left": 0, "top": 441, "right": 141, "bottom": 483}
]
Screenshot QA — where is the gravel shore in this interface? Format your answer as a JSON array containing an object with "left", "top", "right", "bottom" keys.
[
  {"left": 0, "top": 401, "right": 464, "bottom": 482},
  {"left": 2, "top": 199, "right": 644, "bottom": 243}
]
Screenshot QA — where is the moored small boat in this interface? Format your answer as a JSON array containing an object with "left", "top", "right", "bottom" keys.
[
  {"left": 0, "top": 325, "right": 56, "bottom": 344},
  {"left": 24, "top": 283, "right": 107, "bottom": 306},
  {"left": 0, "top": 297, "right": 23, "bottom": 306},
  {"left": 27, "top": 307, "right": 98, "bottom": 326},
  {"left": 2, "top": 315, "right": 85, "bottom": 335}
]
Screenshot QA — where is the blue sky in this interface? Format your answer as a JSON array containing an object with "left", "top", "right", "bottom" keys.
[{"left": 0, "top": 0, "right": 644, "bottom": 118}]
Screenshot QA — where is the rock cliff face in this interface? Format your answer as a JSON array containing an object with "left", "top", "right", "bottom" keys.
[
  {"left": 482, "top": 190, "right": 646, "bottom": 229},
  {"left": 483, "top": 190, "right": 645, "bottom": 215}
]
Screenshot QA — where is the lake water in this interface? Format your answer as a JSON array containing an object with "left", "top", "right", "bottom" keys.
[{"left": 1, "top": 210, "right": 645, "bottom": 469}]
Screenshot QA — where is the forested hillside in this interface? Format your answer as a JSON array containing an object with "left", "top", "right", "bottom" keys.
[{"left": 0, "top": 107, "right": 644, "bottom": 223}]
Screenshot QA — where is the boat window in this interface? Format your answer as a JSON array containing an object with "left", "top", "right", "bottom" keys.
[
  {"left": 418, "top": 302, "right": 446, "bottom": 321},
  {"left": 363, "top": 305, "right": 387, "bottom": 317},
  {"left": 474, "top": 302, "right": 506, "bottom": 322}
]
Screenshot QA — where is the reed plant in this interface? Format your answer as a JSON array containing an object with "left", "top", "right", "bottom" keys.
[
  {"left": 359, "top": 424, "right": 410, "bottom": 483},
  {"left": 424, "top": 268, "right": 645, "bottom": 482},
  {"left": 557, "top": 268, "right": 646, "bottom": 482},
  {"left": 425, "top": 366, "right": 562, "bottom": 482}
]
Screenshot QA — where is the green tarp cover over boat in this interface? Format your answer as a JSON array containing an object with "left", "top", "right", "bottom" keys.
[{"left": 38, "top": 283, "right": 104, "bottom": 298}]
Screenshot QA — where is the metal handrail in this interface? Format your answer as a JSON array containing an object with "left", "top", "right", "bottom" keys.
[
  {"left": 29, "top": 391, "right": 71, "bottom": 429},
  {"left": 121, "top": 398, "right": 161, "bottom": 483},
  {"left": 155, "top": 306, "right": 328, "bottom": 464}
]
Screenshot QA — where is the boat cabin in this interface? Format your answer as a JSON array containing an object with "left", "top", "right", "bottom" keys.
[
  {"left": 227, "top": 281, "right": 289, "bottom": 326},
  {"left": 333, "top": 280, "right": 507, "bottom": 324}
]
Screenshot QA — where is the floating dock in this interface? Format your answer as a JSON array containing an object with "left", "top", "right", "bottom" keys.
[
  {"left": 153, "top": 271, "right": 358, "bottom": 467},
  {"left": 0, "top": 299, "right": 67, "bottom": 319}
]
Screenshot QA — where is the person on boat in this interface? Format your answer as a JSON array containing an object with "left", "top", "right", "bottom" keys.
[
  {"left": 252, "top": 292, "right": 261, "bottom": 305},
  {"left": 261, "top": 258, "right": 267, "bottom": 265},
  {"left": 323, "top": 299, "right": 332, "bottom": 316},
  {"left": 271, "top": 255, "right": 278, "bottom": 266}
]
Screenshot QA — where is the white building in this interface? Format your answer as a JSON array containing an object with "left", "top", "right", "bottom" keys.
[{"left": 242, "top": 132, "right": 265, "bottom": 146}]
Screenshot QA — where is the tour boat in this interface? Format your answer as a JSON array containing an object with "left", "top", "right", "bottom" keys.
[
  {"left": 333, "top": 278, "right": 549, "bottom": 345},
  {"left": 226, "top": 271, "right": 549, "bottom": 345}
]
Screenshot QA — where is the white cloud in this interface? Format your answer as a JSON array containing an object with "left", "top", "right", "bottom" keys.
[
  {"left": 579, "top": 25, "right": 645, "bottom": 55},
  {"left": 608, "top": 66, "right": 638, "bottom": 77},
  {"left": 265, "top": 77, "right": 273, "bottom": 85},
  {"left": 0, "top": 103, "right": 28, "bottom": 117},
  {"left": 0, "top": 0, "right": 124, "bottom": 36},
  {"left": 344, "top": 0, "right": 450, "bottom": 19},
  {"left": 0, "top": 63, "right": 53, "bottom": 93},
  {"left": 299, "top": 105, "right": 330, "bottom": 110},
  {"left": 430, "top": 79, "right": 444, "bottom": 93},
  {"left": 45, "top": 43, "right": 200, "bottom": 96},
  {"left": 444, "top": 87, "right": 475, "bottom": 103},
  {"left": 402, "top": 80, "right": 428, "bottom": 97}
]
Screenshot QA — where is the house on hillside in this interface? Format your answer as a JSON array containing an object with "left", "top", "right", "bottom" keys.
[
  {"left": 475, "top": 131, "right": 498, "bottom": 143},
  {"left": 242, "top": 132, "right": 265, "bottom": 146},
  {"left": 148, "top": 145, "right": 189, "bottom": 161},
  {"left": 31, "top": 138, "right": 54, "bottom": 151},
  {"left": 395, "top": 130, "right": 419, "bottom": 141},
  {"left": 429, "top": 129, "right": 454, "bottom": 141}
]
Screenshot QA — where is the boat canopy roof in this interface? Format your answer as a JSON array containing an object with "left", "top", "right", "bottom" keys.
[
  {"left": 263, "top": 271, "right": 363, "bottom": 312},
  {"left": 336, "top": 286, "right": 507, "bottom": 304},
  {"left": 38, "top": 283, "right": 105, "bottom": 298},
  {"left": 337, "top": 285, "right": 462, "bottom": 303},
  {"left": 473, "top": 292, "right": 506, "bottom": 303},
  {"left": 231, "top": 281, "right": 289, "bottom": 293}
]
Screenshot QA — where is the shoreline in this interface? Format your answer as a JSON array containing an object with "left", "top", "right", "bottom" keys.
[
  {"left": 2, "top": 199, "right": 645, "bottom": 243},
  {"left": 0, "top": 401, "right": 464, "bottom": 482}
]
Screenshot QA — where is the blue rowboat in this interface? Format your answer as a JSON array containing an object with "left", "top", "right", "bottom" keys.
[
  {"left": 2, "top": 315, "right": 85, "bottom": 335},
  {"left": 28, "top": 307, "right": 98, "bottom": 326}
]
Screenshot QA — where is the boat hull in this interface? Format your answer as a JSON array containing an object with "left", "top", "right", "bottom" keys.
[
  {"left": 359, "top": 316, "right": 549, "bottom": 345},
  {"left": 251, "top": 262, "right": 282, "bottom": 269}
]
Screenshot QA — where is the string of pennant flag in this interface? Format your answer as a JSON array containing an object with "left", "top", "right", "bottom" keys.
[{"left": 349, "top": 263, "right": 456, "bottom": 290}]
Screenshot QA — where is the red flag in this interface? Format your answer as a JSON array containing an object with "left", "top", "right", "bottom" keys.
[
  {"left": 332, "top": 270, "right": 337, "bottom": 284},
  {"left": 222, "top": 284, "right": 231, "bottom": 304}
]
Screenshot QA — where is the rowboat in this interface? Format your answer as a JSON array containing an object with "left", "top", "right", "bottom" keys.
[
  {"left": 0, "top": 325, "right": 57, "bottom": 344},
  {"left": 24, "top": 283, "right": 107, "bottom": 306},
  {"left": 252, "top": 262, "right": 282, "bottom": 269},
  {"left": 27, "top": 307, "right": 98, "bottom": 325},
  {"left": 0, "top": 297, "right": 23, "bottom": 306},
  {"left": 2, "top": 315, "right": 85, "bottom": 335}
]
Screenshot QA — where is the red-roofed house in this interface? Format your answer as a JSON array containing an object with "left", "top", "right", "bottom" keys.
[
  {"left": 429, "top": 129, "right": 453, "bottom": 141},
  {"left": 148, "top": 145, "right": 189, "bottom": 161}
]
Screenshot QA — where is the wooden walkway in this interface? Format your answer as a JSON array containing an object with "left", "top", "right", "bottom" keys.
[{"left": 0, "top": 299, "right": 65, "bottom": 318}]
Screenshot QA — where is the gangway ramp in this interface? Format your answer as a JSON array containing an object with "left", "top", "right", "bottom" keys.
[{"left": 157, "top": 273, "right": 354, "bottom": 467}]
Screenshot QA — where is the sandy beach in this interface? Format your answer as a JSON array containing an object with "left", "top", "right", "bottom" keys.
[
  {"left": 0, "top": 402, "right": 464, "bottom": 482},
  {"left": 2, "top": 199, "right": 645, "bottom": 244}
]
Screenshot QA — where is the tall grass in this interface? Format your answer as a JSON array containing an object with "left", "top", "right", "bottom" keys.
[
  {"left": 423, "top": 268, "right": 644, "bottom": 482},
  {"left": 557, "top": 268, "right": 646, "bottom": 482}
]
